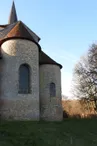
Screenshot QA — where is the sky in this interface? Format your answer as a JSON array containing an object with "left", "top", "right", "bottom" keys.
[{"left": 0, "top": 0, "right": 97, "bottom": 98}]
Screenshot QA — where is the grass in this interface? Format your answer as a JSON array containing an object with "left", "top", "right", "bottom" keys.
[{"left": 0, "top": 119, "right": 97, "bottom": 146}]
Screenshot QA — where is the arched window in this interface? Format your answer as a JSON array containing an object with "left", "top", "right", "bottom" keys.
[
  {"left": 50, "top": 82, "right": 56, "bottom": 97},
  {"left": 19, "top": 64, "right": 30, "bottom": 94}
]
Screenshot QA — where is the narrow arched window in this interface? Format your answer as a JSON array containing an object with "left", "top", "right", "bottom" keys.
[
  {"left": 19, "top": 64, "right": 30, "bottom": 94},
  {"left": 50, "top": 82, "right": 56, "bottom": 97}
]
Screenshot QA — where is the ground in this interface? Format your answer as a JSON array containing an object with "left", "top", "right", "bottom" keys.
[{"left": 0, "top": 119, "right": 97, "bottom": 146}]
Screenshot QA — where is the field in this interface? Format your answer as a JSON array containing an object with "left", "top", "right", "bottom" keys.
[{"left": 0, "top": 119, "right": 97, "bottom": 146}]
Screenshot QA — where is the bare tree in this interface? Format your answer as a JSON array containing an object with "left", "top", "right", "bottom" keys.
[{"left": 72, "top": 44, "right": 97, "bottom": 111}]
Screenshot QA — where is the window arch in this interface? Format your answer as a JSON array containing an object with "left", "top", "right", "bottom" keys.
[
  {"left": 50, "top": 82, "right": 56, "bottom": 97},
  {"left": 19, "top": 64, "right": 30, "bottom": 94}
]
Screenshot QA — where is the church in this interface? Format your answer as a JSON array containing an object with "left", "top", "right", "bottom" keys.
[{"left": 0, "top": 2, "right": 63, "bottom": 121}]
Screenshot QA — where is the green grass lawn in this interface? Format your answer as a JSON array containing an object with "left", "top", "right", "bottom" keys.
[{"left": 0, "top": 119, "right": 97, "bottom": 146}]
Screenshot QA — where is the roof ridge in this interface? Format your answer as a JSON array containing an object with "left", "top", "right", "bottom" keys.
[
  {"left": 0, "top": 22, "right": 18, "bottom": 38},
  {"left": 22, "top": 22, "right": 40, "bottom": 41},
  {"left": 18, "top": 21, "right": 35, "bottom": 39}
]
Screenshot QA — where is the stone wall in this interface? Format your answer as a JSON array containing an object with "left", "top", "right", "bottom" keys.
[
  {"left": 39, "top": 64, "right": 63, "bottom": 121},
  {"left": 0, "top": 39, "right": 39, "bottom": 120}
]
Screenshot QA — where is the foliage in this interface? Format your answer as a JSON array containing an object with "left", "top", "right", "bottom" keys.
[
  {"left": 72, "top": 44, "right": 97, "bottom": 110},
  {"left": 62, "top": 99, "right": 96, "bottom": 118}
]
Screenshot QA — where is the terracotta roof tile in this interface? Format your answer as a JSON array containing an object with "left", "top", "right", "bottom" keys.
[
  {"left": 0, "top": 21, "right": 40, "bottom": 44},
  {"left": 0, "top": 22, "right": 17, "bottom": 38},
  {"left": 6, "top": 21, "right": 34, "bottom": 41}
]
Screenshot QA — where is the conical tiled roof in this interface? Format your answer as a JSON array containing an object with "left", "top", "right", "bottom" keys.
[
  {"left": 0, "top": 21, "right": 40, "bottom": 46},
  {"left": 6, "top": 21, "right": 34, "bottom": 40},
  {"left": 8, "top": 1, "right": 18, "bottom": 24},
  {"left": 39, "top": 51, "right": 62, "bottom": 69}
]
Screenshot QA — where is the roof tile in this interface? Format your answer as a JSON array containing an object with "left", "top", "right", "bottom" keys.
[
  {"left": 6, "top": 21, "right": 34, "bottom": 41},
  {"left": 39, "top": 51, "right": 62, "bottom": 69}
]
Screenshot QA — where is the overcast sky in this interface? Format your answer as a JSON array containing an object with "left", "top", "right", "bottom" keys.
[{"left": 1, "top": 0, "right": 97, "bottom": 98}]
